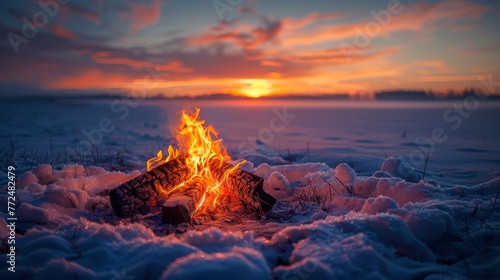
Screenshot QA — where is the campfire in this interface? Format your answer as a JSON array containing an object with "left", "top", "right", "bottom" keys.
[{"left": 109, "top": 108, "right": 276, "bottom": 224}]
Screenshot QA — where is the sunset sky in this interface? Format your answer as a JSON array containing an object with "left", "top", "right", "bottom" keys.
[{"left": 1, "top": 0, "right": 499, "bottom": 98}]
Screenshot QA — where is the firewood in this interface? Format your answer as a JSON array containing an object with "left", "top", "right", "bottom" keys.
[
  {"left": 209, "top": 159, "right": 276, "bottom": 212},
  {"left": 109, "top": 156, "right": 190, "bottom": 217},
  {"left": 161, "top": 194, "right": 194, "bottom": 224},
  {"left": 161, "top": 182, "right": 203, "bottom": 224},
  {"left": 110, "top": 155, "right": 277, "bottom": 218}
]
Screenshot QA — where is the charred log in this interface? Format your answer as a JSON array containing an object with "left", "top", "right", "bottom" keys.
[
  {"left": 109, "top": 156, "right": 190, "bottom": 217},
  {"left": 161, "top": 183, "right": 203, "bottom": 224},
  {"left": 210, "top": 159, "right": 276, "bottom": 212},
  {"left": 110, "top": 155, "right": 277, "bottom": 219}
]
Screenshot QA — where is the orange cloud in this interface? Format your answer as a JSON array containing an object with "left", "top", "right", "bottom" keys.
[
  {"left": 282, "top": 11, "right": 347, "bottom": 30},
  {"left": 260, "top": 60, "right": 282, "bottom": 67},
  {"left": 158, "top": 61, "right": 193, "bottom": 74},
  {"left": 91, "top": 52, "right": 192, "bottom": 73},
  {"left": 48, "top": 70, "right": 131, "bottom": 90},
  {"left": 280, "top": 0, "right": 490, "bottom": 47},
  {"left": 49, "top": 24, "right": 77, "bottom": 40},
  {"left": 280, "top": 47, "right": 399, "bottom": 64},
  {"left": 130, "top": 0, "right": 161, "bottom": 33},
  {"left": 92, "top": 51, "right": 151, "bottom": 69},
  {"left": 414, "top": 60, "right": 446, "bottom": 69},
  {"left": 188, "top": 18, "right": 282, "bottom": 50}
]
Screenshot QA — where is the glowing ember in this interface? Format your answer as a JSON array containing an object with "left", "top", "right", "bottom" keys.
[{"left": 146, "top": 108, "right": 244, "bottom": 213}]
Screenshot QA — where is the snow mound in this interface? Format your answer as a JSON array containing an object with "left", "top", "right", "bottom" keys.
[
  {"left": 255, "top": 162, "right": 330, "bottom": 183},
  {"left": 32, "top": 164, "right": 56, "bottom": 185},
  {"left": 381, "top": 156, "right": 420, "bottom": 183},
  {"left": 16, "top": 203, "right": 49, "bottom": 224},
  {"left": 17, "top": 171, "right": 38, "bottom": 188},
  {"left": 38, "top": 184, "right": 87, "bottom": 209},
  {"left": 361, "top": 196, "right": 399, "bottom": 214},
  {"left": 263, "top": 171, "right": 291, "bottom": 199},
  {"left": 270, "top": 214, "right": 462, "bottom": 279},
  {"left": 335, "top": 163, "right": 356, "bottom": 185},
  {"left": 161, "top": 247, "right": 271, "bottom": 280}
]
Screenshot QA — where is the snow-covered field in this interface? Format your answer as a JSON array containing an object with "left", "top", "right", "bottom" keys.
[{"left": 1, "top": 98, "right": 499, "bottom": 279}]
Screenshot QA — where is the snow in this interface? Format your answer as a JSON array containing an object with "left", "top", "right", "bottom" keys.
[
  {"left": 335, "top": 163, "right": 357, "bottom": 185},
  {"left": 15, "top": 203, "right": 49, "bottom": 225},
  {"left": 380, "top": 156, "right": 420, "bottom": 183},
  {"left": 161, "top": 247, "right": 271, "bottom": 280},
  {"left": 1, "top": 98, "right": 499, "bottom": 279},
  {"left": 1, "top": 157, "right": 498, "bottom": 279}
]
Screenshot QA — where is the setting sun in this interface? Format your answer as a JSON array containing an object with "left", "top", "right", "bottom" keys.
[{"left": 240, "top": 79, "right": 273, "bottom": 98}]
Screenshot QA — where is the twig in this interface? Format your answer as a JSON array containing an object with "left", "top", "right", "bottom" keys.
[
  {"left": 307, "top": 141, "right": 310, "bottom": 158},
  {"left": 422, "top": 152, "right": 430, "bottom": 181},
  {"left": 491, "top": 188, "right": 500, "bottom": 208},
  {"left": 471, "top": 200, "right": 478, "bottom": 217},
  {"left": 335, "top": 176, "right": 354, "bottom": 195},
  {"left": 320, "top": 176, "right": 339, "bottom": 196},
  {"left": 381, "top": 147, "right": 388, "bottom": 158}
]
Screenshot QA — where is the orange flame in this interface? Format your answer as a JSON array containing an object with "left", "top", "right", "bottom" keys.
[{"left": 147, "top": 108, "right": 244, "bottom": 213}]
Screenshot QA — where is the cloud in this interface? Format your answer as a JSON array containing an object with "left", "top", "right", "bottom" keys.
[
  {"left": 63, "top": 3, "right": 101, "bottom": 24},
  {"left": 260, "top": 60, "right": 282, "bottom": 67},
  {"left": 49, "top": 69, "right": 131, "bottom": 90},
  {"left": 458, "top": 45, "right": 498, "bottom": 56},
  {"left": 414, "top": 60, "right": 445, "bottom": 69},
  {"left": 48, "top": 24, "right": 77, "bottom": 40},
  {"left": 188, "top": 17, "right": 282, "bottom": 50},
  {"left": 282, "top": 11, "right": 347, "bottom": 30},
  {"left": 279, "top": 47, "right": 399, "bottom": 64},
  {"left": 279, "top": 0, "right": 491, "bottom": 47},
  {"left": 414, "top": 75, "right": 480, "bottom": 83},
  {"left": 130, "top": 0, "right": 161, "bottom": 33}
]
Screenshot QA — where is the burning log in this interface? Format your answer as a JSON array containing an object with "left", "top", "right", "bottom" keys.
[
  {"left": 210, "top": 159, "right": 276, "bottom": 212},
  {"left": 161, "top": 194, "right": 193, "bottom": 224},
  {"left": 109, "top": 108, "right": 277, "bottom": 222},
  {"left": 161, "top": 183, "right": 203, "bottom": 224},
  {"left": 110, "top": 156, "right": 276, "bottom": 218},
  {"left": 109, "top": 156, "right": 190, "bottom": 217},
  {"left": 161, "top": 182, "right": 203, "bottom": 225}
]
